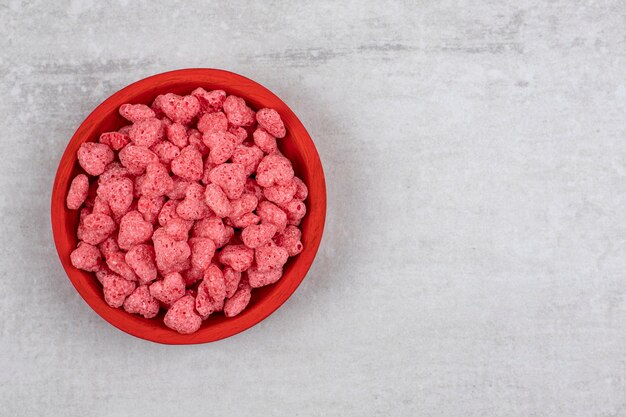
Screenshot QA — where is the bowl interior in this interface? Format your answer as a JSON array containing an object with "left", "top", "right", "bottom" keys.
[{"left": 51, "top": 69, "right": 326, "bottom": 344}]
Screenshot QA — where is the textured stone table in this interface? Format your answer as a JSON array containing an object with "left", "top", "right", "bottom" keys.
[{"left": 1, "top": 1, "right": 626, "bottom": 415}]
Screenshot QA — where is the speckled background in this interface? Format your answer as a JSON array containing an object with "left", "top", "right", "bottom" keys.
[{"left": 2, "top": 1, "right": 626, "bottom": 416}]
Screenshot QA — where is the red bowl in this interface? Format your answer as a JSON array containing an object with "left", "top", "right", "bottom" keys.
[{"left": 51, "top": 68, "right": 326, "bottom": 344}]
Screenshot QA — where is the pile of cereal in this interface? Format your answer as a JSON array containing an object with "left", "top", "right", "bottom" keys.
[{"left": 67, "top": 89, "right": 307, "bottom": 334}]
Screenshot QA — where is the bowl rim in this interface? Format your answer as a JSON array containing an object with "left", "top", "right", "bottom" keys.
[{"left": 51, "top": 68, "right": 326, "bottom": 344}]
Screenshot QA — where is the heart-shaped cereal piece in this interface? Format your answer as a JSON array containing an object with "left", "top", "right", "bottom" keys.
[
  {"left": 229, "top": 193, "right": 258, "bottom": 220},
  {"left": 118, "top": 210, "right": 153, "bottom": 250},
  {"left": 195, "top": 264, "right": 226, "bottom": 318},
  {"left": 191, "top": 87, "right": 226, "bottom": 113},
  {"left": 123, "top": 285, "right": 160, "bottom": 318},
  {"left": 69, "top": 242, "right": 102, "bottom": 272},
  {"left": 163, "top": 295, "right": 202, "bottom": 334},
  {"left": 229, "top": 212, "right": 260, "bottom": 228},
  {"left": 204, "top": 183, "right": 230, "bottom": 218},
  {"left": 139, "top": 163, "right": 174, "bottom": 198},
  {"left": 204, "top": 131, "right": 237, "bottom": 164},
  {"left": 189, "top": 237, "right": 216, "bottom": 270},
  {"left": 163, "top": 218, "right": 193, "bottom": 241},
  {"left": 166, "top": 122, "right": 188, "bottom": 148},
  {"left": 77, "top": 142, "right": 114, "bottom": 176},
  {"left": 66, "top": 174, "right": 89, "bottom": 210},
  {"left": 97, "top": 176, "right": 134, "bottom": 218},
  {"left": 232, "top": 143, "right": 264, "bottom": 176},
  {"left": 219, "top": 244, "right": 254, "bottom": 272},
  {"left": 223, "top": 95, "right": 255, "bottom": 127},
  {"left": 99, "top": 132, "right": 130, "bottom": 151},
  {"left": 137, "top": 195, "right": 165, "bottom": 225},
  {"left": 156, "top": 93, "right": 200, "bottom": 125},
  {"left": 101, "top": 272, "right": 136, "bottom": 308},
  {"left": 247, "top": 266, "right": 283, "bottom": 288},
  {"left": 223, "top": 280, "right": 252, "bottom": 318},
  {"left": 197, "top": 111, "right": 228, "bottom": 134},
  {"left": 263, "top": 180, "right": 297, "bottom": 205},
  {"left": 192, "top": 217, "right": 233, "bottom": 248},
  {"left": 252, "top": 127, "right": 277, "bottom": 154},
  {"left": 171, "top": 145, "right": 203, "bottom": 182},
  {"left": 256, "top": 154, "right": 294, "bottom": 187},
  {"left": 274, "top": 225, "right": 303, "bottom": 256},
  {"left": 118, "top": 145, "right": 159, "bottom": 176},
  {"left": 256, "top": 108, "right": 286, "bottom": 138},
  {"left": 152, "top": 228, "right": 191, "bottom": 273},
  {"left": 255, "top": 242, "right": 289, "bottom": 272},
  {"left": 256, "top": 201, "right": 287, "bottom": 232},
  {"left": 241, "top": 223, "right": 277, "bottom": 249},
  {"left": 105, "top": 251, "right": 137, "bottom": 281},
  {"left": 177, "top": 183, "right": 211, "bottom": 220},
  {"left": 77, "top": 213, "right": 117, "bottom": 245},
  {"left": 119, "top": 104, "right": 156, "bottom": 123},
  {"left": 125, "top": 244, "right": 158, "bottom": 285},
  {"left": 208, "top": 163, "right": 246, "bottom": 200},
  {"left": 128, "top": 117, "right": 164, "bottom": 147},
  {"left": 223, "top": 267, "right": 242, "bottom": 298},
  {"left": 149, "top": 272, "right": 186, "bottom": 305}
]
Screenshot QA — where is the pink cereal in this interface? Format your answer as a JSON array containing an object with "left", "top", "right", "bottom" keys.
[
  {"left": 189, "top": 237, "right": 216, "bottom": 270},
  {"left": 138, "top": 163, "right": 173, "bottom": 198},
  {"left": 98, "top": 162, "right": 130, "bottom": 186},
  {"left": 149, "top": 272, "right": 186, "bottom": 305},
  {"left": 256, "top": 108, "right": 286, "bottom": 138},
  {"left": 241, "top": 223, "right": 278, "bottom": 249},
  {"left": 204, "top": 131, "right": 237, "bottom": 164},
  {"left": 281, "top": 199, "right": 307, "bottom": 225},
  {"left": 152, "top": 228, "right": 191, "bottom": 273},
  {"left": 97, "top": 176, "right": 134, "bottom": 218},
  {"left": 223, "top": 280, "right": 252, "bottom": 317},
  {"left": 256, "top": 154, "right": 294, "bottom": 187},
  {"left": 256, "top": 201, "right": 288, "bottom": 232},
  {"left": 192, "top": 217, "right": 234, "bottom": 248},
  {"left": 292, "top": 177, "right": 308, "bottom": 200},
  {"left": 119, "top": 103, "right": 156, "bottom": 122},
  {"left": 252, "top": 127, "right": 277, "bottom": 154},
  {"left": 158, "top": 200, "right": 181, "bottom": 226},
  {"left": 92, "top": 196, "right": 112, "bottom": 216},
  {"left": 247, "top": 266, "right": 283, "bottom": 288},
  {"left": 188, "top": 128, "right": 209, "bottom": 156},
  {"left": 208, "top": 163, "right": 246, "bottom": 200},
  {"left": 164, "top": 295, "right": 202, "bottom": 334},
  {"left": 274, "top": 225, "right": 303, "bottom": 256},
  {"left": 117, "top": 210, "right": 153, "bottom": 251},
  {"left": 229, "top": 194, "right": 258, "bottom": 220},
  {"left": 77, "top": 142, "right": 114, "bottom": 176},
  {"left": 106, "top": 251, "right": 137, "bottom": 281},
  {"left": 137, "top": 195, "right": 165, "bottom": 224},
  {"left": 166, "top": 176, "right": 192, "bottom": 200},
  {"left": 123, "top": 285, "right": 160, "bottom": 318},
  {"left": 255, "top": 242, "right": 289, "bottom": 272},
  {"left": 223, "top": 267, "right": 242, "bottom": 298},
  {"left": 219, "top": 244, "right": 254, "bottom": 272},
  {"left": 118, "top": 145, "right": 159, "bottom": 176},
  {"left": 155, "top": 93, "right": 200, "bottom": 125},
  {"left": 263, "top": 180, "right": 297, "bottom": 205},
  {"left": 223, "top": 95, "right": 255, "bottom": 127},
  {"left": 244, "top": 178, "right": 264, "bottom": 201},
  {"left": 228, "top": 212, "right": 260, "bottom": 228},
  {"left": 77, "top": 213, "right": 116, "bottom": 245},
  {"left": 191, "top": 88, "right": 226, "bottom": 113},
  {"left": 177, "top": 183, "right": 212, "bottom": 220},
  {"left": 183, "top": 266, "right": 205, "bottom": 286},
  {"left": 101, "top": 272, "right": 136, "bottom": 308},
  {"left": 125, "top": 244, "right": 158, "bottom": 285},
  {"left": 166, "top": 122, "right": 189, "bottom": 148},
  {"left": 197, "top": 111, "right": 228, "bottom": 134},
  {"left": 128, "top": 117, "right": 164, "bottom": 147},
  {"left": 164, "top": 217, "right": 193, "bottom": 241},
  {"left": 231, "top": 143, "right": 264, "bottom": 176},
  {"left": 99, "top": 131, "right": 130, "bottom": 151},
  {"left": 66, "top": 174, "right": 89, "bottom": 210},
  {"left": 70, "top": 242, "right": 102, "bottom": 272},
  {"left": 195, "top": 264, "right": 226, "bottom": 318},
  {"left": 98, "top": 236, "right": 119, "bottom": 259},
  {"left": 228, "top": 125, "right": 248, "bottom": 144},
  {"left": 204, "top": 183, "right": 230, "bottom": 218},
  {"left": 171, "top": 145, "right": 203, "bottom": 182}
]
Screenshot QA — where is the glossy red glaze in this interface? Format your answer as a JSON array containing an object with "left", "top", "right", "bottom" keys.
[{"left": 51, "top": 69, "right": 326, "bottom": 344}]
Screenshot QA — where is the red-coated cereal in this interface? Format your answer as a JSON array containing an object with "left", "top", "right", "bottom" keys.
[
  {"left": 177, "top": 183, "right": 212, "bottom": 220},
  {"left": 171, "top": 145, "right": 203, "bottom": 182},
  {"left": 256, "top": 154, "right": 294, "bottom": 187},
  {"left": 195, "top": 264, "right": 226, "bottom": 318},
  {"left": 152, "top": 229, "right": 191, "bottom": 273},
  {"left": 223, "top": 95, "right": 255, "bottom": 127},
  {"left": 98, "top": 162, "right": 130, "bottom": 186},
  {"left": 123, "top": 285, "right": 160, "bottom": 318},
  {"left": 187, "top": 128, "right": 209, "bottom": 156},
  {"left": 189, "top": 237, "right": 216, "bottom": 270},
  {"left": 274, "top": 225, "right": 303, "bottom": 256},
  {"left": 137, "top": 195, "right": 165, "bottom": 224},
  {"left": 208, "top": 163, "right": 246, "bottom": 200},
  {"left": 163, "top": 295, "right": 202, "bottom": 334},
  {"left": 256, "top": 108, "right": 286, "bottom": 138},
  {"left": 157, "top": 200, "right": 181, "bottom": 226},
  {"left": 232, "top": 143, "right": 264, "bottom": 176},
  {"left": 117, "top": 210, "right": 153, "bottom": 250},
  {"left": 204, "top": 183, "right": 230, "bottom": 218},
  {"left": 77, "top": 213, "right": 116, "bottom": 245},
  {"left": 70, "top": 242, "right": 102, "bottom": 272},
  {"left": 129, "top": 117, "right": 164, "bottom": 147},
  {"left": 149, "top": 272, "right": 186, "bottom": 305},
  {"left": 97, "top": 176, "right": 134, "bottom": 218},
  {"left": 191, "top": 88, "right": 226, "bottom": 113},
  {"left": 205, "top": 131, "right": 237, "bottom": 164},
  {"left": 99, "top": 132, "right": 130, "bottom": 151},
  {"left": 228, "top": 212, "right": 260, "bottom": 228},
  {"left": 229, "top": 194, "right": 258, "bottom": 220},
  {"left": 255, "top": 242, "right": 289, "bottom": 272},
  {"left": 150, "top": 140, "right": 180, "bottom": 166},
  {"left": 223, "top": 280, "right": 252, "bottom": 317},
  {"left": 98, "top": 236, "right": 119, "bottom": 258},
  {"left": 125, "top": 244, "right": 158, "bottom": 285},
  {"left": 67, "top": 174, "right": 89, "bottom": 210},
  {"left": 166, "top": 176, "right": 191, "bottom": 200},
  {"left": 241, "top": 223, "right": 277, "bottom": 249},
  {"left": 263, "top": 181, "right": 297, "bottom": 205},
  {"left": 281, "top": 199, "right": 307, "bottom": 225},
  {"left": 247, "top": 266, "right": 283, "bottom": 288},
  {"left": 119, "top": 103, "right": 156, "bottom": 122},
  {"left": 155, "top": 93, "right": 200, "bottom": 125},
  {"left": 192, "top": 217, "right": 233, "bottom": 248},
  {"left": 252, "top": 128, "right": 277, "bottom": 154},
  {"left": 292, "top": 176, "right": 308, "bottom": 200},
  {"left": 183, "top": 266, "right": 204, "bottom": 286},
  {"left": 197, "top": 111, "right": 228, "bottom": 134},
  {"left": 101, "top": 272, "right": 136, "bottom": 308},
  {"left": 139, "top": 163, "right": 174, "bottom": 198},
  {"left": 223, "top": 267, "right": 242, "bottom": 298},
  {"left": 244, "top": 178, "right": 264, "bottom": 201},
  {"left": 219, "top": 244, "right": 254, "bottom": 272},
  {"left": 92, "top": 196, "right": 111, "bottom": 216},
  {"left": 228, "top": 125, "right": 248, "bottom": 144},
  {"left": 106, "top": 251, "right": 137, "bottom": 281},
  {"left": 163, "top": 217, "right": 193, "bottom": 241},
  {"left": 256, "top": 201, "right": 288, "bottom": 232},
  {"left": 118, "top": 145, "right": 159, "bottom": 176},
  {"left": 77, "top": 142, "right": 114, "bottom": 176},
  {"left": 166, "top": 122, "right": 188, "bottom": 148}
]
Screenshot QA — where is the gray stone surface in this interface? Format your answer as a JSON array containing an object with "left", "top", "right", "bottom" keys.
[{"left": 2, "top": 1, "right": 626, "bottom": 415}]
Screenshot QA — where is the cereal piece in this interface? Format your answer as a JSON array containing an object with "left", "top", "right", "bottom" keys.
[
  {"left": 205, "top": 131, "right": 237, "bottom": 164},
  {"left": 229, "top": 194, "right": 258, "bottom": 220},
  {"left": 187, "top": 128, "right": 209, "bottom": 156},
  {"left": 125, "top": 244, "right": 158, "bottom": 285},
  {"left": 281, "top": 199, "right": 307, "bottom": 225},
  {"left": 223, "top": 280, "right": 252, "bottom": 317},
  {"left": 256, "top": 201, "right": 287, "bottom": 232},
  {"left": 274, "top": 225, "right": 303, "bottom": 256},
  {"left": 252, "top": 128, "right": 277, "bottom": 154},
  {"left": 70, "top": 242, "right": 101, "bottom": 272},
  {"left": 101, "top": 272, "right": 136, "bottom": 308},
  {"left": 204, "top": 183, "right": 230, "bottom": 218},
  {"left": 192, "top": 217, "right": 233, "bottom": 248},
  {"left": 166, "top": 122, "right": 188, "bottom": 148},
  {"left": 118, "top": 145, "right": 159, "bottom": 176},
  {"left": 228, "top": 212, "right": 260, "bottom": 228},
  {"left": 201, "top": 158, "right": 216, "bottom": 185},
  {"left": 92, "top": 196, "right": 111, "bottom": 216},
  {"left": 97, "top": 176, "right": 134, "bottom": 218},
  {"left": 292, "top": 177, "right": 308, "bottom": 200},
  {"left": 231, "top": 143, "right": 263, "bottom": 176},
  {"left": 223, "top": 95, "right": 255, "bottom": 127},
  {"left": 160, "top": 116, "right": 173, "bottom": 127},
  {"left": 152, "top": 229, "right": 191, "bottom": 273},
  {"left": 154, "top": 93, "right": 200, "bottom": 125},
  {"left": 183, "top": 266, "right": 204, "bottom": 286},
  {"left": 150, "top": 140, "right": 181, "bottom": 166},
  {"left": 99, "top": 131, "right": 130, "bottom": 151},
  {"left": 195, "top": 264, "right": 226, "bottom": 318},
  {"left": 255, "top": 242, "right": 289, "bottom": 272},
  {"left": 98, "top": 236, "right": 119, "bottom": 258},
  {"left": 106, "top": 251, "right": 137, "bottom": 281},
  {"left": 247, "top": 266, "right": 283, "bottom": 288},
  {"left": 137, "top": 195, "right": 165, "bottom": 224},
  {"left": 123, "top": 285, "right": 160, "bottom": 318},
  {"left": 118, "top": 125, "right": 132, "bottom": 135},
  {"left": 208, "top": 163, "right": 246, "bottom": 200},
  {"left": 166, "top": 176, "right": 191, "bottom": 200},
  {"left": 189, "top": 237, "right": 216, "bottom": 270},
  {"left": 98, "top": 162, "right": 130, "bottom": 186},
  {"left": 191, "top": 88, "right": 226, "bottom": 113},
  {"left": 163, "top": 295, "right": 202, "bottom": 334},
  {"left": 163, "top": 218, "right": 193, "bottom": 241},
  {"left": 158, "top": 200, "right": 180, "bottom": 226},
  {"left": 77, "top": 142, "right": 114, "bottom": 176},
  {"left": 228, "top": 125, "right": 248, "bottom": 144},
  {"left": 241, "top": 223, "right": 277, "bottom": 249},
  {"left": 173, "top": 183, "right": 209, "bottom": 221},
  {"left": 263, "top": 181, "right": 297, "bottom": 205},
  {"left": 66, "top": 174, "right": 89, "bottom": 210},
  {"left": 256, "top": 154, "right": 294, "bottom": 187},
  {"left": 149, "top": 272, "right": 186, "bottom": 305},
  {"left": 219, "top": 244, "right": 254, "bottom": 272},
  {"left": 117, "top": 210, "right": 153, "bottom": 250},
  {"left": 119, "top": 103, "right": 156, "bottom": 122},
  {"left": 128, "top": 117, "right": 164, "bottom": 147},
  {"left": 77, "top": 213, "right": 116, "bottom": 245},
  {"left": 256, "top": 108, "right": 286, "bottom": 138},
  {"left": 223, "top": 267, "right": 242, "bottom": 298},
  {"left": 197, "top": 111, "right": 228, "bottom": 134},
  {"left": 138, "top": 163, "right": 173, "bottom": 198},
  {"left": 171, "top": 145, "right": 203, "bottom": 182},
  {"left": 244, "top": 178, "right": 264, "bottom": 201}
]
